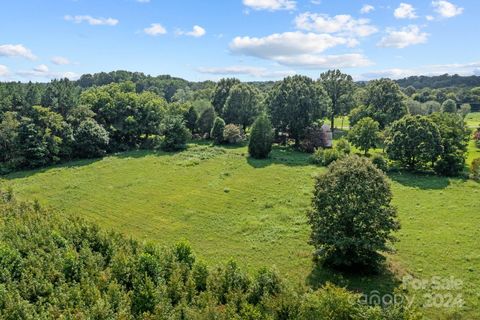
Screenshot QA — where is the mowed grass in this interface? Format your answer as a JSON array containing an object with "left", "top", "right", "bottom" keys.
[
  {"left": 465, "top": 112, "right": 480, "bottom": 129},
  {"left": 1, "top": 142, "right": 480, "bottom": 318}
]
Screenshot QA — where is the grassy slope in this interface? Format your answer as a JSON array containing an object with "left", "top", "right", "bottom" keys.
[{"left": 2, "top": 126, "right": 480, "bottom": 317}]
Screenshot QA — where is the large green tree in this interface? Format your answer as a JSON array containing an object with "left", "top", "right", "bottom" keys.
[
  {"left": 308, "top": 155, "right": 399, "bottom": 269},
  {"left": 318, "top": 69, "right": 354, "bottom": 131},
  {"left": 353, "top": 79, "right": 407, "bottom": 128},
  {"left": 430, "top": 112, "right": 470, "bottom": 176},
  {"left": 385, "top": 115, "right": 443, "bottom": 170},
  {"left": 267, "top": 75, "right": 327, "bottom": 146},
  {"left": 211, "top": 78, "right": 240, "bottom": 115},
  {"left": 223, "top": 83, "right": 260, "bottom": 131},
  {"left": 74, "top": 118, "right": 110, "bottom": 158},
  {"left": 347, "top": 117, "right": 380, "bottom": 155}
]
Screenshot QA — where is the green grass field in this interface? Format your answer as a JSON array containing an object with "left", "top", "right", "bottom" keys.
[
  {"left": 1, "top": 122, "right": 480, "bottom": 318},
  {"left": 465, "top": 112, "right": 480, "bottom": 129}
]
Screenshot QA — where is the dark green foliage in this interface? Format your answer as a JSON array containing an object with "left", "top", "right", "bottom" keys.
[
  {"left": 335, "top": 138, "right": 351, "bottom": 155},
  {"left": 310, "top": 148, "right": 343, "bottom": 166},
  {"left": 267, "top": 75, "right": 327, "bottom": 145},
  {"left": 442, "top": 99, "right": 457, "bottom": 113},
  {"left": 300, "top": 124, "right": 325, "bottom": 153},
  {"left": 74, "top": 118, "right": 110, "bottom": 158},
  {"left": 352, "top": 79, "right": 407, "bottom": 129},
  {"left": 371, "top": 154, "right": 388, "bottom": 172},
  {"left": 385, "top": 115, "right": 443, "bottom": 170},
  {"left": 160, "top": 115, "right": 191, "bottom": 151},
  {"left": 211, "top": 117, "right": 225, "bottom": 144},
  {"left": 184, "top": 105, "right": 198, "bottom": 132},
  {"left": 41, "top": 78, "right": 78, "bottom": 117},
  {"left": 248, "top": 114, "right": 273, "bottom": 159},
  {"left": 430, "top": 113, "right": 469, "bottom": 176},
  {"left": 0, "top": 188, "right": 417, "bottom": 319},
  {"left": 196, "top": 106, "right": 216, "bottom": 136},
  {"left": 211, "top": 78, "right": 240, "bottom": 115},
  {"left": 319, "top": 69, "right": 354, "bottom": 130},
  {"left": 308, "top": 155, "right": 400, "bottom": 269},
  {"left": 223, "top": 83, "right": 260, "bottom": 130},
  {"left": 348, "top": 117, "right": 380, "bottom": 155}
]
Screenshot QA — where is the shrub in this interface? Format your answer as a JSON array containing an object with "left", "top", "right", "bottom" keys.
[
  {"left": 248, "top": 114, "right": 273, "bottom": 159},
  {"left": 471, "top": 158, "right": 480, "bottom": 181},
  {"left": 335, "top": 138, "right": 351, "bottom": 155},
  {"left": 210, "top": 117, "right": 225, "bottom": 144},
  {"left": 160, "top": 115, "right": 191, "bottom": 151},
  {"left": 308, "top": 155, "right": 400, "bottom": 269},
  {"left": 299, "top": 124, "right": 324, "bottom": 153},
  {"left": 196, "top": 106, "right": 215, "bottom": 136},
  {"left": 310, "top": 148, "right": 342, "bottom": 166},
  {"left": 371, "top": 154, "right": 388, "bottom": 172},
  {"left": 184, "top": 106, "right": 198, "bottom": 133},
  {"left": 74, "top": 118, "right": 110, "bottom": 158},
  {"left": 442, "top": 99, "right": 457, "bottom": 113},
  {"left": 348, "top": 117, "right": 380, "bottom": 155},
  {"left": 474, "top": 128, "right": 480, "bottom": 148},
  {"left": 223, "top": 124, "right": 243, "bottom": 144}
]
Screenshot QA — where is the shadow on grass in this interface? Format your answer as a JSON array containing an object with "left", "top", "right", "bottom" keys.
[
  {"left": 388, "top": 171, "right": 451, "bottom": 190},
  {"left": 247, "top": 146, "right": 313, "bottom": 168},
  {"left": 2, "top": 157, "right": 104, "bottom": 180},
  {"left": 307, "top": 260, "right": 402, "bottom": 298}
]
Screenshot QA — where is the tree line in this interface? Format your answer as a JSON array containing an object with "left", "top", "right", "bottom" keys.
[{"left": 0, "top": 70, "right": 478, "bottom": 175}]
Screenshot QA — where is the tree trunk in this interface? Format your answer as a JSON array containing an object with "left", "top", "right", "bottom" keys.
[{"left": 330, "top": 113, "right": 335, "bottom": 133}]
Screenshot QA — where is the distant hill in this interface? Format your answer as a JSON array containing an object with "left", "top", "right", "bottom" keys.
[{"left": 395, "top": 74, "right": 480, "bottom": 89}]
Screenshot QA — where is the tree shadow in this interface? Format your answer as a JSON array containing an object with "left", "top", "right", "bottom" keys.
[
  {"left": 1, "top": 157, "right": 104, "bottom": 180},
  {"left": 306, "top": 259, "right": 402, "bottom": 298},
  {"left": 388, "top": 171, "right": 451, "bottom": 190},
  {"left": 246, "top": 146, "right": 313, "bottom": 168}
]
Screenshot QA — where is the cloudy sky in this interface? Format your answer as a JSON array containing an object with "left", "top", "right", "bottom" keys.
[{"left": 0, "top": 0, "right": 477, "bottom": 82}]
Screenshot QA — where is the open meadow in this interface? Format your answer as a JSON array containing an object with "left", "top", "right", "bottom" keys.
[{"left": 2, "top": 137, "right": 479, "bottom": 318}]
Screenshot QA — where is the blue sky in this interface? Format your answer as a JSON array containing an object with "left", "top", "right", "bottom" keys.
[{"left": 0, "top": 0, "right": 477, "bottom": 82}]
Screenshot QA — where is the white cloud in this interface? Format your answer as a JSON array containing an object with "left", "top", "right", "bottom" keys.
[
  {"left": 231, "top": 32, "right": 353, "bottom": 58},
  {"left": 0, "top": 44, "right": 36, "bottom": 60},
  {"left": 33, "top": 64, "right": 49, "bottom": 73},
  {"left": 426, "top": 15, "right": 435, "bottom": 21},
  {"left": 272, "top": 53, "right": 372, "bottom": 69},
  {"left": 144, "top": 23, "right": 167, "bottom": 36},
  {"left": 394, "top": 3, "right": 417, "bottom": 19},
  {"left": 360, "top": 4, "right": 375, "bottom": 14},
  {"left": 230, "top": 31, "right": 371, "bottom": 69},
  {"left": 243, "top": 0, "right": 296, "bottom": 11},
  {"left": 378, "top": 25, "right": 428, "bottom": 48},
  {"left": 64, "top": 15, "right": 119, "bottom": 26},
  {"left": 294, "top": 13, "right": 377, "bottom": 37},
  {"left": 197, "top": 65, "right": 295, "bottom": 78},
  {"left": 51, "top": 56, "right": 70, "bottom": 65},
  {"left": 360, "top": 61, "right": 480, "bottom": 80},
  {"left": 177, "top": 25, "right": 206, "bottom": 38},
  {"left": 17, "top": 66, "right": 79, "bottom": 80},
  {"left": 0, "top": 65, "right": 9, "bottom": 77},
  {"left": 432, "top": 0, "right": 463, "bottom": 18}
]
